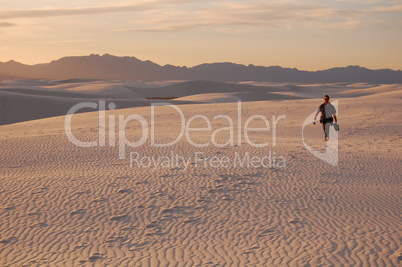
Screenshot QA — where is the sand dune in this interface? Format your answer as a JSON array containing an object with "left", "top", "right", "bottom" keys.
[
  {"left": 0, "top": 80, "right": 161, "bottom": 125},
  {"left": 1, "top": 80, "right": 146, "bottom": 99},
  {"left": 0, "top": 89, "right": 151, "bottom": 125},
  {"left": 177, "top": 93, "right": 241, "bottom": 102},
  {"left": 126, "top": 80, "right": 284, "bottom": 98},
  {"left": 176, "top": 91, "right": 301, "bottom": 103},
  {"left": 3, "top": 79, "right": 400, "bottom": 126},
  {"left": 0, "top": 80, "right": 401, "bottom": 266},
  {"left": 0, "top": 79, "right": 292, "bottom": 125}
]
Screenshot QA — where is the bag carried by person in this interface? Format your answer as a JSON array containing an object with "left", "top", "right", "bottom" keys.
[{"left": 333, "top": 123, "right": 339, "bottom": 131}]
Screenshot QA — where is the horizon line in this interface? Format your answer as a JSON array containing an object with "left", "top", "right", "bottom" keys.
[{"left": 1, "top": 53, "right": 401, "bottom": 72}]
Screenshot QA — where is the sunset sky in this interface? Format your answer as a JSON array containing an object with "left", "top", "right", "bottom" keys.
[{"left": 0, "top": 0, "right": 401, "bottom": 70}]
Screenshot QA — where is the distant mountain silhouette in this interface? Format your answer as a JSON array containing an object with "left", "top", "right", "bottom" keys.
[{"left": 1, "top": 54, "right": 401, "bottom": 83}]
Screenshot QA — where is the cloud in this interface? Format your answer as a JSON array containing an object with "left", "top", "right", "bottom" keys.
[
  {"left": 111, "top": 2, "right": 321, "bottom": 32},
  {"left": 54, "top": 39, "right": 96, "bottom": 44},
  {"left": 319, "top": 20, "right": 363, "bottom": 30},
  {"left": 112, "top": 22, "right": 207, "bottom": 32},
  {"left": 114, "top": 1, "right": 402, "bottom": 32},
  {"left": 0, "top": 22, "right": 16, "bottom": 27},
  {"left": 0, "top": 0, "right": 189, "bottom": 19},
  {"left": 0, "top": 0, "right": 400, "bottom": 32},
  {"left": 370, "top": 4, "right": 402, "bottom": 13}
]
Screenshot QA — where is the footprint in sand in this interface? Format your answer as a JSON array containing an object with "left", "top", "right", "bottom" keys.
[
  {"left": 117, "top": 189, "right": 133, "bottom": 194},
  {"left": 220, "top": 195, "right": 231, "bottom": 201},
  {"left": 289, "top": 218, "right": 303, "bottom": 224},
  {"left": 145, "top": 221, "right": 160, "bottom": 229},
  {"left": 91, "top": 197, "right": 108, "bottom": 203},
  {"left": 243, "top": 245, "right": 260, "bottom": 254},
  {"left": 145, "top": 222, "right": 165, "bottom": 236},
  {"left": 0, "top": 237, "right": 18, "bottom": 244},
  {"left": 214, "top": 178, "right": 228, "bottom": 183},
  {"left": 258, "top": 228, "right": 276, "bottom": 237},
  {"left": 238, "top": 180, "right": 257, "bottom": 185},
  {"left": 75, "top": 190, "right": 91, "bottom": 195},
  {"left": 128, "top": 241, "right": 151, "bottom": 251},
  {"left": 105, "top": 236, "right": 128, "bottom": 244},
  {"left": 87, "top": 253, "right": 105, "bottom": 262},
  {"left": 39, "top": 187, "right": 49, "bottom": 192},
  {"left": 396, "top": 253, "right": 402, "bottom": 261},
  {"left": 183, "top": 217, "right": 200, "bottom": 224},
  {"left": 108, "top": 182, "right": 119, "bottom": 188},
  {"left": 73, "top": 245, "right": 86, "bottom": 250},
  {"left": 121, "top": 226, "right": 136, "bottom": 231},
  {"left": 315, "top": 195, "right": 326, "bottom": 201},
  {"left": 160, "top": 205, "right": 195, "bottom": 216},
  {"left": 70, "top": 209, "right": 86, "bottom": 215},
  {"left": 116, "top": 176, "right": 130, "bottom": 180},
  {"left": 196, "top": 196, "right": 211, "bottom": 203},
  {"left": 27, "top": 212, "right": 41, "bottom": 216},
  {"left": 110, "top": 215, "right": 129, "bottom": 221},
  {"left": 32, "top": 222, "right": 48, "bottom": 228}
]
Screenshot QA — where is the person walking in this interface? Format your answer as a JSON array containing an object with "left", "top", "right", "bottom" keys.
[{"left": 314, "top": 95, "right": 337, "bottom": 142}]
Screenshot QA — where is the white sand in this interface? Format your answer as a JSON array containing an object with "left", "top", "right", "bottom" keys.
[{"left": 0, "top": 80, "right": 401, "bottom": 266}]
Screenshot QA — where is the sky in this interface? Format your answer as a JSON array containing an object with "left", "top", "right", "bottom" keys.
[{"left": 0, "top": 0, "right": 401, "bottom": 71}]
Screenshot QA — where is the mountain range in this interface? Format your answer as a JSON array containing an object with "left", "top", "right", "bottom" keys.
[{"left": 1, "top": 54, "right": 401, "bottom": 83}]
